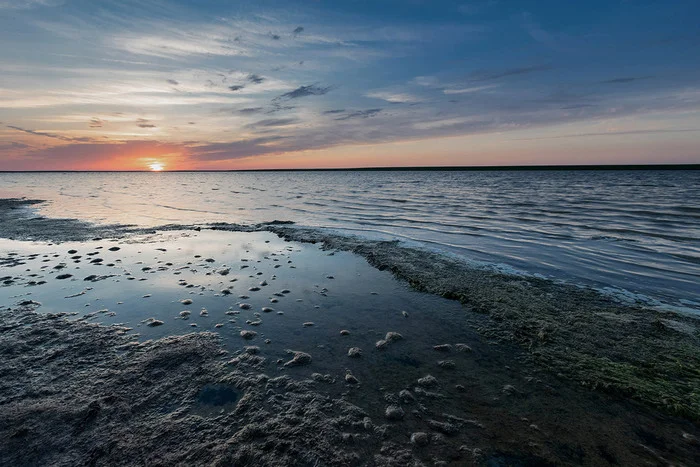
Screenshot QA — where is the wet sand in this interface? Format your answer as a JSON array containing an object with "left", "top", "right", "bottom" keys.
[{"left": 1, "top": 198, "right": 699, "bottom": 466}]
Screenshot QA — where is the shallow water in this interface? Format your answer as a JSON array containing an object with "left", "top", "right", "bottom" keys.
[
  {"left": 0, "top": 170, "right": 698, "bottom": 312},
  {"left": 2, "top": 230, "right": 698, "bottom": 465}
]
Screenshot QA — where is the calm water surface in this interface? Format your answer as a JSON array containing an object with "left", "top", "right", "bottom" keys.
[{"left": 0, "top": 170, "right": 698, "bottom": 312}]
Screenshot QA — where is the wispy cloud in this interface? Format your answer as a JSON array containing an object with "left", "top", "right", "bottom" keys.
[{"left": 274, "top": 84, "right": 333, "bottom": 101}]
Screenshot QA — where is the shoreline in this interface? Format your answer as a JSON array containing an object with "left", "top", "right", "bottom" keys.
[
  {"left": 1, "top": 198, "right": 699, "bottom": 465},
  {"left": 2, "top": 197, "right": 699, "bottom": 420}
]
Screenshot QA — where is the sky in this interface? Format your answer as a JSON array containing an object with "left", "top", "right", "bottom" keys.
[{"left": 0, "top": 0, "right": 699, "bottom": 170}]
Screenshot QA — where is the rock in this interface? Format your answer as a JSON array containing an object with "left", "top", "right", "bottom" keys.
[
  {"left": 67, "top": 249, "right": 77, "bottom": 254},
  {"left": 239, "top": 303, "right": 252, "bottom": 310},
  {"left": 345, "top": 371, "right": 359, "bottom": 384},
  {"left": 217, "top": 268, "right": 230, "bottom": 275},
  {"left": 180, "top": 299, "right": 193, "bottom": 305},
  {"left": 215, "top": 323, "right": 224, "bottom": 328},
  {"left": 244, "top": 346, "right": 260, "bottom": 355},
  {"left": 281, "top": 289, "right": 291, "bottom": 294},
  {"left": 417, "top": 375, "right": 438, "bottom": 387},
  {"left": 284, "top": 351, "right": 312, "bottom": 367},
  {"left": 261, "top": 307, "right": 274, "bottom": 313},
  {"left": 398, "top": 390, "right": 415, "bottom": 404},
  {"left": 108, "top": 246, "right": 120, "bottom": 251},
  {"left": 221, "top": 289, "right": 231, "bottom": 295},
  {"left": 375, "top": 339, "right": 388, "bottom": 350},
  {"left": 411, "top": 432, "right": 429, "bottom": 447},
  {"left": 340, "top": 330, "right": 350, "bottom": 336},
  {"left": 384, "top": 405, "right": 405, "bottom": 421},
  {"left": 376, "top": 332, "right": 403, "bottom": 350},
  {"left": 179, "top": 310, "right": 191, "bottom": 319},
  {"left": 240, "top": 330, "right": 257, "bottom": 340},
  {"left": 303, "top": 322, "right": 314, "bottom": 327},
  {"left": 347, "top": 347, "right": 362, "bottom": 358},
  {"left": 260, "top": 280, "right": 268, "bottom": 286},
  {"left": 402, "top": 311, "right": 409, "bottom": 318},
  {"left": 204, "top": 258, "right": 215, "bottom": 263},
  {"left": 455, "top": 343, "right": 472, "bottom": 352},
  {"left": 427, "top": 420, "right": 459, "bottom": 436},
  {"left": 249, "top": 286, "right": 260, "bottom": 292},
  {"left": 433, "top": 344, "right": 452, "bottom": 352},
  {"left": 385, "top": 332, "right": 403, "bottom": 342},
  {"left": 502, "top": 384, "right": 520, "bottom": 396},
  {"left": 146, "top": 319, "right": 164, "bottom": 327},
  {"left": 248, "top": 319, "right": 262, "bottom": 326},
  {"left": 56, "top": 274, "right": 72, "bottom": 280},
  {"left": 200, "top": 309, "right": 208, "bottom": 316},
  {"left": 437, "top": 360, "right": 456, "bottom": 369}
]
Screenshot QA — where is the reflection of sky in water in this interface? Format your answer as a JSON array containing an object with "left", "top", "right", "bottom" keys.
[
  {"left": 1, "top": 170, "right": 698, "bottom": 312},
  {"left": 0, "top": 230, "right": 477, "bottom": 383}
]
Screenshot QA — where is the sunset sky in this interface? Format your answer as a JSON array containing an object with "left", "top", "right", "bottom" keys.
[{"left": 1, "top": 0, "right": 699, "bottom": 170}]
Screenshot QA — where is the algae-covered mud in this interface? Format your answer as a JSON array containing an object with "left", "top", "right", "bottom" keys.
[{"left": 1, "top": 198, "right": 699, "bottom": 466}]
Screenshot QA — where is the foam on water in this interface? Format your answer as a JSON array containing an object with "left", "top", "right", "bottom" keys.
[{"left": 0, "top": 169, "right": 698, "bottom": 312}]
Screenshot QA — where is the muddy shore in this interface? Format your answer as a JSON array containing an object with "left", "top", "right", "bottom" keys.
[{"left": 1, "top": 198, "right": 699, "bottom": 466}]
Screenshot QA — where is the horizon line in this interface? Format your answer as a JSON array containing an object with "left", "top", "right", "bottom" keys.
[{"left": 0, "top": 163, "right": 698, "bottom": 173}]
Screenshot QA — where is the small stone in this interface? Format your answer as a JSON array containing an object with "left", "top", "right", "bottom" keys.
[
  {"left": 180, "top": 299, "right": 193, "bottom": 305},
  {"left": 214, "top": 323, "right": 223, "bottom": 328},
  {"left": 146, "top": 319, "right": 164, "bottom": 327},
  {"left": 240, "top": 330, "right": 257, "bottom": 340},
  {"left": 399, "top": 390, "right": 415, "bottom": 404},
  {"left": 385, "top": 332, "right": 403, "bottom": 342},
  {"left": 347, "top": 347, "right": 362, "bottom": 358},
  {"left": 108, "top": 247, "right": 120, "bottom": 251},
  {"left": 303, "top": 322, "right": 314, "bottom": 327},
  {"left": 417, "top": 375, "right": 438, "bottom": 387},
  {"left": 260, "top": 280, "right": 268, "bottom": 286},
  {"left": 345, "top": 372, "right": 359, "bottom": 384},
  {"left": 427, "top": 420, "right": 458, "bottom": 436},
  {"left": 402, "top": 311, "right": 409, "bottom": 318},
  {"left": 411, "top": 432, "right": 429, "bottom": 447},
  {"left": 179, "top": 310, "right": 191, "bottom": 319},
  {"left": 249, "top": 286, "right": 260, "bottom": 292},
  {"left": 455, "top": 343, "right": 472, "bottom": 352},
  {"left": 261, "top": 307, "right": 274, "bottom": 313},
  {"left": 384, "top": 405, "right": 405, "bottom": 421},
  {"left": 284, "top": 351, "right": 312, "bottom": 367},
  {"left": 244, "top": 346, "right": 260, "bottom": 354},
  {"left": 433, "top": 344, "right": 452, "bottom": 352},
  {"left": 56, "top": 274, "right": 72, "bottom": 280},
  {"left": 375, "top": 339, "right": 388, "bottom": 350},
  {"left": 239, "top": 303, "right": 252, "bottom": 310},
  {"left": 437, "top": 360, "right": 456, "bottom": 369}
]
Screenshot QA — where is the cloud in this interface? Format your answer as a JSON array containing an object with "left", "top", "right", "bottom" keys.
[
  {"left": 334, "top": 108, "right": 382, "bottom": 121},
  {"left": 512, "top": 128, "right": 700, "bottom": 141},
  {"left": 443, "top": 84, "right": 499, "bottom": 94},
  {"left": 366, "top": 91, "right": 420, "bottom": 103},
  {"left": 89, "top": 117, "right": 104, "bottom": 128},
  {"left": 0, "top": 0, "right": 61, "bottom": 10},
  {"left": 469, "top": 64, "right": 551, "bottom": 81},
  {"left": 228, "top": 85, "right": 245, "bottom": 92},
  {"left": 270, "top": 33, "right": 281, "bottom": 40},
  {"left": 247, "top": 74, "right": 265, "bottom": 84},
  {"left": 167, "top": 79, "right": 179, "bottom": 85},
  {"left": 323, "top": 109, "right": 346, "bottom": 115},
  {"left": 601, "top": 77, "right": 652, "bottom": 84},
  {"left": 6, "top": 124, "right": 94, "bottom": 142},
  {"left": 274, "top": 84, "right": 333, "bottom": 101},
  {"left": 238, "top": 107, "right": 264, "bottom": 114},
  {"left": 245, "top": 118, "right": 298, "bottom": 129},
  {"left": 293, "top": 26, "right": 304, "bottom": 36},
  {"left": 136, "top": 118, "right": 156, "bottom": 128}
]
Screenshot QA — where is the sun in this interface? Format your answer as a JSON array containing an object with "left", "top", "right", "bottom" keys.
[{"left": 148, "top": 162, "right": 165, "bottom": 171}]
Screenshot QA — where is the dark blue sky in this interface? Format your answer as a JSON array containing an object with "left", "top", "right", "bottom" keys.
[{"left": 0, "top": 0, "right": 698, "bottom": 169}]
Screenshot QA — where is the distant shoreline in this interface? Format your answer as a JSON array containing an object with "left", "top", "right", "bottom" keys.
[{"left": 0, "top": 163, "right": 698, "bottom": 173}]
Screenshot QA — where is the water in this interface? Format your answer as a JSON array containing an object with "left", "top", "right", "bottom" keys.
[{"left": 0, "top": 170, "right": 698, "bottom": 312}]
